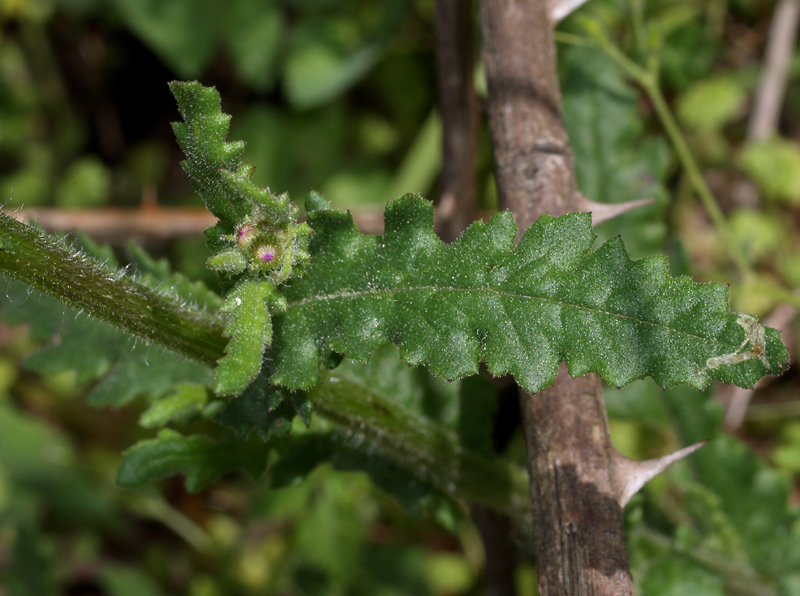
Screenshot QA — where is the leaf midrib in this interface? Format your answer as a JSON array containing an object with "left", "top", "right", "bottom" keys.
[{"left": 286, "top": 285, "right": 730, "bottom": 347}]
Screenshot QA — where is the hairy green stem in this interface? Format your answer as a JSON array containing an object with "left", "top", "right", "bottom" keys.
[
  {"left": 642, "top": 79, "right": 752, "bottom": 275},
  {"left": 1, "top": 211, "right": 526, "bottom": 517},
  {"left": 0, "top": 211, "right": 227, "bottom": 366},
  {"left": 310, "top": 369, "right": 530, "bottom": 519}
]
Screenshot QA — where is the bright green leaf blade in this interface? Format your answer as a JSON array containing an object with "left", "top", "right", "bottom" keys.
[
  {"left": 117, "top": 431, "right": 269, "bottom": 493},
  {"left": 271, "top": 194, "right": 788, "bottom": 392}
]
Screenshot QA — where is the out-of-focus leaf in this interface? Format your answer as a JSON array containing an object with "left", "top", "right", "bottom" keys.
[
  {"left": 323, "top": 168, "right": 392, "bottom": 209},
  {"left": 292, "top": 470, "right": 373, "bottom": 583},
  {"left": 384, "top": 110, "right": 442, "bottom": 201},
  {"left": 109, "top": 0, "right": 217, "bottom": 77},
  {"left": 2, "top": 524, "right": 58, "bottom": 596},
  {"left": 561, "top": 46, "right": 669, "bottom": 258},
  {"left": 117, "top": 430, "right": 270, "bottom": 492},
  {"left": 772, "top": 422, "right": 800, "bottom": 473},
  {"left": 652, "top": 6, "right": 720, "bottom": 90},
  {"left": 677, "top": 77, "right": 745, "bottom": 133},
  {"left": 739, "top": 138, "right": 800, "bottom": 205},
  {"left": 0, "top": 403, "right": 114, "bottom": 524},
  {"left": 223, "top": 0, "right": 283, "bottom": 91},
  {"left": 639, "top": 556, "right": 725, "bottom": 596},
  {"left": 232, "top": 106, "right": 291, "bottom": 193},
  {"left": 284, "top": 19, "right": 383, "bottom": 109},
  {"left": 663, "top": 387, "right": 800, "bottom": 584},
  {"left": 54, "top": 156, "right": 112, "bottom": 208},
  {"left": 605, "top": 380, "right": 670, "bottom": 427},
  {"left": 99, "top": 565, "right": 164, "bottom": 596},
  {"left": 728, "top": 208, "right": 787, "bottom": 265}
]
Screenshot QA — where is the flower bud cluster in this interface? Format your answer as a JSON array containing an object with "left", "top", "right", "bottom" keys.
[{"left": 207, "top": 199, "right": 311, "bottom": 285}]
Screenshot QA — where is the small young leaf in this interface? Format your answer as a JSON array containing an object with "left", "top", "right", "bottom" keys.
[
  {"left": 215, "top": 279, "right": 277, "bottom": 395},
  {"left": 117, "top": 430, "right": 269, "bottom": 493},
  {"left": 271, "top": 194, "right": 788, "bottom": 393},
  {"left": 139, "top": 383, "right": 210, "bottom": 428}
]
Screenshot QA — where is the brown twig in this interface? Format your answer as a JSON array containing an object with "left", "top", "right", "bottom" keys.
[
  {"left": 7, "top": 206, "right": 388, "bottom": 241},
  {"left": 479, "top": 0, "right": 635, "bottom": 593},
  {"left": 748, "top": 0, "right": 800, "bottom": 141}
]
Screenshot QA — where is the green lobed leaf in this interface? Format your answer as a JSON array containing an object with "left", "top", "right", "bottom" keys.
[
  {"left": 270, "top": 194, "right": 787, "bottom": 393},
  {"left": 117, "top": 430, "right": 270, "bottom": 493},
  {"left": 169, "top": 81, "right": 250, "bottom": 230}
]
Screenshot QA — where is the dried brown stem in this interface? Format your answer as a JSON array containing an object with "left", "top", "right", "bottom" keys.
[
  {"left": 479, "top": 0, "right": 634, "bottom": 593},
  {"left": 748, "top": 0, "right": 800, "bottom": 141}
]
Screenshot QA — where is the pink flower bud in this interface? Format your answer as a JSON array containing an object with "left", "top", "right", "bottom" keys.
[
  {"left": 256, "top": 244, "right": 277, "bottom": 263},
  {"left": 235, "top": 222, "right": 258, "bottom": 247}
]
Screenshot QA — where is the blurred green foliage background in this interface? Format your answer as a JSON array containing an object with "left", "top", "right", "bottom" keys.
[{"left": 2, "top": 0, "right": 800, "bottom": 594}]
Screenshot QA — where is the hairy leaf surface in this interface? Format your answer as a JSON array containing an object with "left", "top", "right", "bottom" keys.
[{"left": 271, "top": 195, "right": 787, "bottom": 392}]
